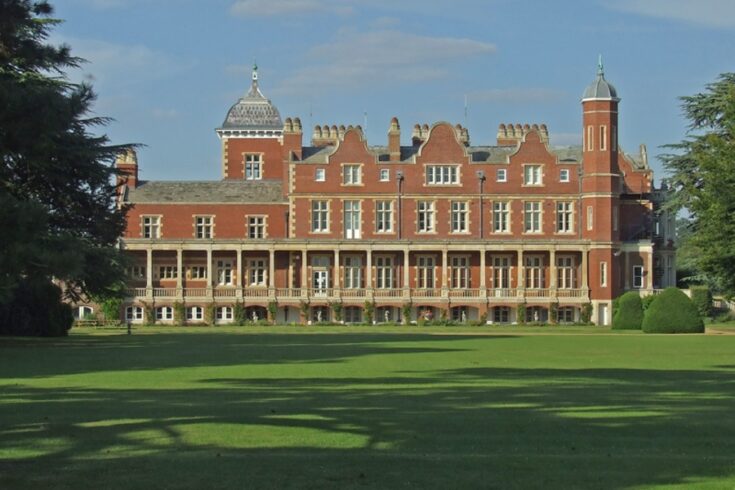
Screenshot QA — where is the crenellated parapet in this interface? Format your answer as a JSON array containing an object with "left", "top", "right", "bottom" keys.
[
  {"left": 497, "top": 123, "right": 548, "bottom": 146},
  {"left": 311, "top": 123, "right": 363, "bottom": 147}
]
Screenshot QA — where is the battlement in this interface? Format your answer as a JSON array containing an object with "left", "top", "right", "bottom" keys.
[
  {"left": 497, "top": 123, "right": 548, "bottom": 146},
  {"left": 311, "top": 124, "right": 363, "bottom": 147}
]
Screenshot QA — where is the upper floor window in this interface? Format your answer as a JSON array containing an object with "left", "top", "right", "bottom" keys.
[
  {"left": 586, "top": 126, "right": 594, "bottom": 151},
  {"left": 375, "top": 200, "right": 393, "bottom": 233},
  {"left": 559, "top": 169, "right": 570, "bottom": 183},
  {"left": 343, "top": 164, "right": 362, "bottom": 185},
  {"left": 128, "top": 265, "right": 146, "bottom": 279},
  {"left": 379, "top": 168, "right": 390, "bottom": 182},
  {"left": 188, "top": 266, "right": 207, "bottom": 279},
  {"left": 493, "top": 201, "right": 510, "bottom": 233},
  {"left": 158, "top": 265, "right": 178, "bottom": 279},
  {"left": 426, "top": 165, "right": 459, "bottom": 185},
  {"left": 315, "top": 168, "right": 325, "bottom": 182},
  {"left": 311, "top": 200, "right": 329, "bottom": 232},
  {"left": 523, "top": 165, "right": 543, "bottom": 186},
  {"left": 600, "top": 262, "right": 608, "bottom": 287},
  {"left": 142, "top": 215, "right": 160, "bottom": 239},
  {"left": 556, "top": 202, "right": 574, "bottom": 233},
  {"left": 248, "top": 259, "right": 267, "bottom": 286},
  {"left": 599, "top": 125, "right": 607, "bottom": 151},
  {"left": 524, "top": 201, "right": 542, "bottom": 233},
  {"left": 417, "top": 200, "right": 435, "bottom": 233},
  {"left": 245, "top": 154, "right": 262, "bottom": 180},
  {"left": 248, "top": 216, "right": 266, "bottom": 239},
  {"left": 450, "top": 201, "right": 469, "bottom": 233},
  {"left": 217, "top": 260, "right": 233, "bottom": 286},
  {"left": 195, "top": 216, "right": 213, "bottom": 239},
  {"left": 496, "top": 168, "right": 507, "bottom": 183}
]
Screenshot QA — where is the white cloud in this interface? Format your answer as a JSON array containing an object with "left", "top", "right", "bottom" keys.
[
  {"left": 230, "top": 0, "right": 353, "bottom": 17},
  {"left": 276, "top": 30, "right": 496, "bottom": 95},
  {"left": 468, "top": 88, "right": 565, "bottom": 103},
  {"left": 55, "top": 36, "right": 189, "bottom": 88},
  {"left": 609, "top": 0, "right": 735, "bottom": 28}
]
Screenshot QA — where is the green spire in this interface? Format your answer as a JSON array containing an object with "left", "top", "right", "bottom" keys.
[{"left": 597, "top": 54, "right": 604, "bottom": 76}]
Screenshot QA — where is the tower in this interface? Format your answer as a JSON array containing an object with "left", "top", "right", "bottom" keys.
[
  {"left": 581, "top": 57, "right": 621, "bottom": 321},
  {"left": 215, "top": 64, "right": 285, "bottom": 180}
]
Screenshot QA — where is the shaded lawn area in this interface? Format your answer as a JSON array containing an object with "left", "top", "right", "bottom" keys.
[{"left": 0, "top": 327, "right": 734, "bottom": 489}]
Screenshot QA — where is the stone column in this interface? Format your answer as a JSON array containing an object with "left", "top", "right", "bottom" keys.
[
  {"left": 176, "top": 247, "right": 183, "bottom": 298},
  {"left": 479, "top": 249, "right": 487, "bottom": 290},
  {"left": 206, "top": 248, "right": 214, "bottom": 300},
  {"left": 549, "top": 249, "right": 557, "bottom": 291},
  {"left": 366, "top": 248, "right": 373, "bottom": 291},
  {"left": 236, "top": 248, "right": 243, "bottom": 300},
  {"left": 442, "top": 248, "right": 449, "bottom": 291},
  {"left": 269, "top": 248, "right": 276, "bottom": 289},
  {"left": 333, "top": 249, "right": 341, "bottom": 289},
  {"left": 581, "top": 249, "right": 589, "bottom": 289},
  {"left": 517, "top": 249, "right": 524, "bottom": 292},
  {"left": 647, "top": 249, "right": 654, "bottom": 290},
  {"left": 301, "top": 249, "right": 308, "bottom": 297},
  {"left": 146, "top": 248, "right": 153, "bottom": 294},
  {"left": 403, "top": 247, "right": 411, "bottom": 299}
]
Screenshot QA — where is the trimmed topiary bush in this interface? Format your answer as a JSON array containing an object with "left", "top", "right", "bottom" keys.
[
  {"left": 690, "top": 286, "right": 713, "bottom": 318},
  {"left": 612, "top": 292, "right": 643, "bottom": 330},
  {"left": 642, "top": 287, "right": 704, "bottom": 333},
  {"left": 641, "top": 294, "right": 657, "bottom": 312}
]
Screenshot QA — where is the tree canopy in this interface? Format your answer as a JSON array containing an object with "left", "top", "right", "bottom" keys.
[
  {"left": 662, "top": 73, "right": 735, "bottom": 298},
  {"left": 0, "top": 0, "right": 129, "bottom": 333}
]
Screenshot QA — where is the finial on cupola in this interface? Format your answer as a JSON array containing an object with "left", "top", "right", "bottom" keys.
[{"left": 597, "top": 54, "right": 604, "bottom": 77}]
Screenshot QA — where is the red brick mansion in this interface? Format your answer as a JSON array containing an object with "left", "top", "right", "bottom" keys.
[{"left": 109, "top": 62, "right": 675, "bottom": 325}]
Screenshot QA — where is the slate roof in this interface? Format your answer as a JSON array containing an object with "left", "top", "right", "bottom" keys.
[{"left": 126, "top": 180, "right": 286, "bottom": 204}]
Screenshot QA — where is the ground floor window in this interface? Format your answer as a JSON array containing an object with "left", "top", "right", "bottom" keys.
[
  {"left": 246, "top": 306, "right": 268, "bottom": 322},
  {"left": 156, "top": 306, "right": 173, "bottom": 321},
  {"left": 451, "top": 306, "right": 468, "bottom": 322},
  {"left": 526, "top": 306, "right": 548, "bottom": 323},
  {"left": 344, "top": 306, "right": 363, "bottom": 324},
  {"left": 493, "top": 306, "right": 510, "bottom": 324},
  {"left": 187, "top": 306, "right": 203, "bottom": 321},
  {"left": 417, "top": 306, "right": 435, "bottom": 321},
  {"left": 216, "top": 306, "right": 233, "bottom": 322},
  {"left": 312, "top": 306, "right": 329, "bottom": 323},
  {"left": 125, "top": 306, "right": 143, "bottom": 322},
  {"left": 74, "top": 306, "right": 94, "bottom": 319},
  {"left": 557, "top": 307, "right": 576, "bottom": 324}
]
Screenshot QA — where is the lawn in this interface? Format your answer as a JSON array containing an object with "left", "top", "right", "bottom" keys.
[{"left": 1, "top": 326, "right": 734, "bottom": 489}]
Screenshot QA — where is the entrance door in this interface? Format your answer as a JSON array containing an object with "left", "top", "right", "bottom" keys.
[
  {"left": 344, "top": 200, "right": 361, "bottom": 239},
  {"left": 313, "top": 270, "right": 329, "bottom": 297},
  {"left": 598, "top": 303, "right": 609, "bottom": 326}
]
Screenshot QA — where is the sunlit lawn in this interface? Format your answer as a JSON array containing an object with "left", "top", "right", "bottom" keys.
[{"left": 1, "top": 325, "right": 734, "bottom": 489}]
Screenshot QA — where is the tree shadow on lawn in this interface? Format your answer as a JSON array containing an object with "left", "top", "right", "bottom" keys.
[
  {"left": 0, "top": 332, "right": 506, "bottom": 379},
  {"left": 1, "top": 365, "right": 734, "bottom": 489}
]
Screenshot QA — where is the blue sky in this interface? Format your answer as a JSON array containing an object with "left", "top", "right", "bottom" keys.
[{"left": 53, "top": 0, "right": 735, "bottom": 183}]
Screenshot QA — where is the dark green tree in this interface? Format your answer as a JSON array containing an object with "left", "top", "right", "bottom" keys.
[
  {"left": 662, "top": 73, "right": 735, "bottom": 298},
  {"left": 0, "top": 0, "right": 129, "bottom": 335}
]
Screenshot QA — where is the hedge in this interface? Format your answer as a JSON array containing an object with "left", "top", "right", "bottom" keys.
[
  {"left": 642, "top": 287, "right": 704, "bottom": 333},
  {"left": 612, "top": 292, "right": 643, "bottom": 330},
  {"left": 690, "top": 286, "right": 713, "bottom": 318}
]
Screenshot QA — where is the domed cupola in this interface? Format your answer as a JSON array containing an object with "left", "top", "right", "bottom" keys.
[
  {"left": 582, "top": 56, "right": 619, "bottom": 102},
  {"left": 216, "top": 64, "right": 283, "bottom": 138}
]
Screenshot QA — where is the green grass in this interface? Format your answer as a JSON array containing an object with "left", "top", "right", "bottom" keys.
[{"left": 1, "top": 326, "right": 734, "bottom": 489}]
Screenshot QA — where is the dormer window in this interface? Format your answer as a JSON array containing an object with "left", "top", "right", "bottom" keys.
[
  {"left": 496, "top": 168, "right": 507, "bottom": 183},
  {"left": 560, "top": 169, "right": 570, "bottom": 183},
  {"left": 342, "top": 164, "right": 362, "bottom": 185},
  {"left": 523, "top": 164, "right": 543, "bottom": 186},
  {"left": 315, "top": 168, "right": 325, "bottom": 182},
  {"left": 426, "top": 165, "right": 459, "bottom": 185},
  {"left": 245, "top": 154, "right": 262, "bottom": 180}
]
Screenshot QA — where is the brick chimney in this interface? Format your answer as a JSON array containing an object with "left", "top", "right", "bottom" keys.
[{"left": 388, "top": 117, "right": 400, "bottom": 161}]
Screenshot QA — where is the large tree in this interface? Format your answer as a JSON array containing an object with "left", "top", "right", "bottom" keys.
[
  {"left": 663, "top": 73, "right": 735, "bottom": 298},
  {"left": 0, "top": 0, "right": 129, "bottom": 334}
]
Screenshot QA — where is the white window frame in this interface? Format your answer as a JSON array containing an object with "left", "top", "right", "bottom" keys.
[
  {"left": 343, "top": 256, "right": 363, "bottom": 289},
  {"left": 496, "top": 168, "right": 507, "bottom": 183},
  {"left": 523, "top": 165, "right": 543, "bottom": 186},
  {"left": 158, "top": 266, "right": 178, "bottom": 279},
  {"left": 417, "top": 255, "right": 436, "bottom": 289},
  {"left": 600, "top": 262, "right": 608, "bottom": 287},
  {"left": 195, "top": 215, "right": 213, "bottom": 239},
  {"left": 450, "top": 256, "right": 470, "bottom": 289},
  {"left": 426, "top": 165, "right": 459, "bottom": 185},
  {"left": 417, "top": 200, "right": 435, "bottom": 233},
  {"left": 375, "top": 200, "right": 393, "bottom": 233},
  {"left": 587, "top": 206, "right": 594, "bottom": 231},
  {"left": 188, "top": 266, "right": 206, "bottom": 280},
  {"left": 559, "top": 169, "right": 570, "bottom": 183},
  {"left": 248, "top": 215, "right": 266, "bottom": 239},
  {"left": 493, "top": 201, "right": 510, "bottom": 233},
  {"left": 216, "top": 306, "right": 233, "bottom": 322},
  {"left": 556, "top": 201, "right": 574, "bottom": 234},
  {"left": 524, "top": 256, "right": 545, "bottom": 289},
  {"left": 375, "top": 256, "right": 394, "bottom": 289},
  {"left": 248, "top": 258, "right": 267, "bottom": 286},
  {"left": 156, "top": 306, "right": 173, "bottom": 321},
  {"left": 600, "top": 125, "right": 607, "bottom": 151},
  {"left": 125, "top": 306, "right": 144, "bottom": 322},
  {"left": 379, "top": 168, "right": 390, "bottom": 182},
  {"left": 311, "top": 200, "right": 329, "bottom": 233},
  {"left": 450, "top": 201, "right": 469, "bottom": 234},
  {"left": 217, "top": 260, "right": 233, "bottom": 286},
  {"left": 586, "top": 125, "right": 594, "bottom": 151},
  {"left": 245, "top": 154, "right": 262, "bottom": 180},
  {"left": 342, "top": 164, "right": 362, "bottom": 185},
  {"left": 633, "top": 265, "right": 644, "bottom": 289},
  {"left": 315, "top": 168, "right": 326, "bottom": 182},
  {"left": 524, "top": 201, "right": 542, "bottom": 234},
  {"left": 186, "top": 306, "right": 203, "bottom": 321},
  {"left": 142, "top": 215, "right": 161, "bottom": 239},
  {"left": 556, "top": 256, "right": 576, "bottom": 289}
]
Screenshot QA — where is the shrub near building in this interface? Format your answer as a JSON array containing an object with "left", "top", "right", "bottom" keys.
[
  {"left": 642, "top": 287, "right": 704, "bottom": 333},
  {"left": 612, "top": 292, "right": 644, "bottom": 330}
]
